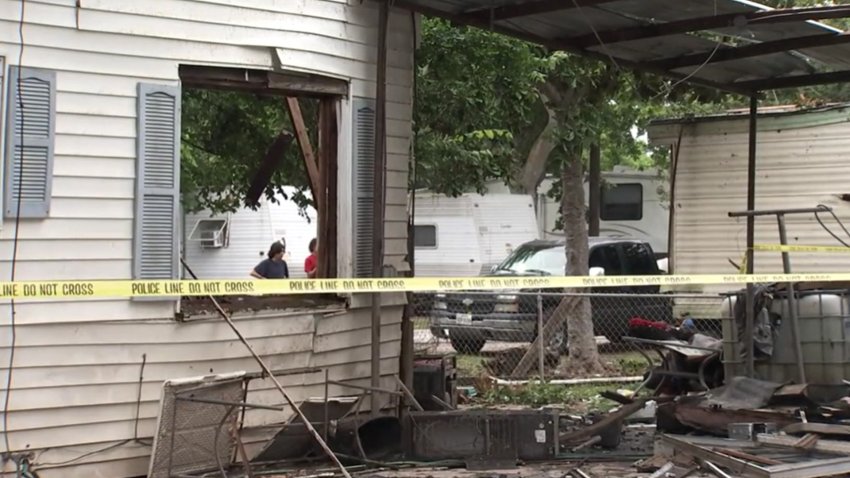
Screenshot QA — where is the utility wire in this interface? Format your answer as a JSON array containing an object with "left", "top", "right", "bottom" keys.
[{"left": 3, "top": 0, "right": 27, "bottom": 461}]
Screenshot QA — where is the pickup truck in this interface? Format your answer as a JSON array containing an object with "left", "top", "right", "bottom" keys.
[{"left": 428, "top": 237, "right": 673, "bottom": 353}]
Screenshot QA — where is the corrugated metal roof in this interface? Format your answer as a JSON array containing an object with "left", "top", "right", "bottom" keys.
[{"left": 390, "top": 0, "right": 850, "bottom": 94}]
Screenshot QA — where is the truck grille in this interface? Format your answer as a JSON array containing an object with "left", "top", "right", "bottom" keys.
[{"left": 445, "top": 293, "right": 495, "bottom": 314}]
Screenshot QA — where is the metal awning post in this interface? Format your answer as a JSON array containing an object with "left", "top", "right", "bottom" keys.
[
  {"left": 744, "top": 94, "right": 758, "bottom": 378},
  {"left": 776, "top": 213, "right": 805, "bottom": 383}
]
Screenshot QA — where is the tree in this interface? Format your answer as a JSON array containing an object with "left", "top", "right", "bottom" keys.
[
  {"left": 180, "top": 89, "right": 317, "bottom": 214},
  {"left": 414, "top": 21, "right": 662, "bottom": 373}
]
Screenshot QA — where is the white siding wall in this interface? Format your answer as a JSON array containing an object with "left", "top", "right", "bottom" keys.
[
  {"left": 649, "top": 108, "right": 850, "bottom": 295},
  {"left": 0, "top": 0, "right": 413, "bottom": 476}
]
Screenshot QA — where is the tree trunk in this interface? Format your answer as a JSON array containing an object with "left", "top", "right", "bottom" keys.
[
  {"left": 516, "top": 91, "right": 559, "bottom": 194},
  {"left": 561, "top": 149, "right": 605, "bottom": 375}
]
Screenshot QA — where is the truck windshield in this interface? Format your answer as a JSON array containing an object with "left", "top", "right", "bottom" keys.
[{"left": 494, "top": 245, "right": 566, "bottom": 276}]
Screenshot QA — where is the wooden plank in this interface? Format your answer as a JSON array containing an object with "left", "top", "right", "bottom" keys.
[
  {"left": 768, "top": 457, "right": 850, "bottom": 478},
  {"left": 712, "top": 447, "right": 783, "bottom": 466},
  {"left": 286, "top": 97, "right": 321, "bottom": 210},
  {"left": 758, "top": 433, "right": 850, "bottom": 455},
  {"left": 784, "top": 422, "right": 850, "bottom": 437},
  {"left": 317, "top": 97, "right": 338, "bottom": 279},
  {"left": 180, "top": 66, "right": 349, "bottom": 97}
]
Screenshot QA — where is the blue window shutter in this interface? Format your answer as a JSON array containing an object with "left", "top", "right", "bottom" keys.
[
  {"left": 134, "top": 83, "right": 181, "bottom": 281},
  {"left": 352, "top": 97, "right": 375, "bottom": 278},
  {"left": 4, "top": 67, "right": 56, "bottom": 219}
]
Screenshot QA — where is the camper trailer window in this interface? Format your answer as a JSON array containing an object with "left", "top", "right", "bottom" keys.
[
  {"left": 601, "top": 183, "right": 643, "bottom": 221},
  {"left": 414, "top": 225, "right": 437, "bottom": 248}
]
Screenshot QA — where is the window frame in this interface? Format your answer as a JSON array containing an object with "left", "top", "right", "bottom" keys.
[
  {"left": 413, "top": 224, "right": 438, "bottom": 249},
  {"left": 600, "top": 182, "right": 643, "bottom": 221}
]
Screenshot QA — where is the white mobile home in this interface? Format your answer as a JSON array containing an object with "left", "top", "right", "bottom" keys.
[
  {"left": 413, "top": 192, "right": 539, "bottom": 277},
  {"left": 648, "top": 104, "right": 850, "bottom": 294},
  {"left": 184, "top": 188, "right": 318, "bottom": 280},
  {"left": 485, "top": 166, "right": 669, "bottom": 257},
  {"left": 0, "top": 2, "right": 414, "bottom": 477}
]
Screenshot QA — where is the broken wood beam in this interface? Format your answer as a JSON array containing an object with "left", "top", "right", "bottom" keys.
[
  {"left": 793, "top": 433, "right": 820, "bottom": 450},
  {"left": 560, "top": 399, "right": 646, "bottom": 445},
  {"left": 245, "top": 132, "right": 294, "bottom": 207},
  {"left": 670, "top": 403, "right": 798, "bottom": 436},
  {"left": 510, "top": 294, "right": 580, "bottom": 377},
  {"left": 316, "top": 98, "right": 338, "bottom": 279},
  {"left": 784, "top": 422, "right": 850, "bottom": 437},
  {"left": 711, "top": 447, "right": 782, "bottom": 466},
  {"left": 285, "top": 97, "right": 321, "bottom": 206},
  {"left": 757, "top": 433, "right": 850, "bottom": 455}
]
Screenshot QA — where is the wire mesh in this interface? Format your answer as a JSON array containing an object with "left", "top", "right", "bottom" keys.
[
  {"left": 148, "top": 375, "right": 245, "bottom": 478},
  {"left": 413, "top": 291, "right": 725, "bottom": 380}
]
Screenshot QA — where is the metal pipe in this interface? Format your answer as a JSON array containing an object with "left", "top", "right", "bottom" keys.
[
  {"left": 327, "top": 380, "right": 403, "bottom": 397},
  {"left": 174, "top": 395, "right": 285, "bottom": 412},
  {"left": 242, "top": 366, "right": 322, "bottom": 380},
  {"left": 370, "top": 0, "right": 390, "bottom": 418},
  {"left": 537, "top": 293, "right": 545, "bottom": 380},
  {"left": 729, "top": 205, "right": 831, "bottom": 217},
  {"left": 777, "top": 214, "right": 805, "bottom": 383},
  {"left": 324, "top": 369, "right": 330, "bottom": 442},
  {"left": 744, "top": 94, "right": 758, "bottom": 378}
]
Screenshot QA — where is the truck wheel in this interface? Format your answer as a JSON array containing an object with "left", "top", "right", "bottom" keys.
[{"left": 450, "top": 336, "right": 486, "bottom": 354}]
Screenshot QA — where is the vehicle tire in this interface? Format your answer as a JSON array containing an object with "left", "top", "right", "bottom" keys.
[{"left": 449, "top": 335, "right": 486, "bottom": 354}]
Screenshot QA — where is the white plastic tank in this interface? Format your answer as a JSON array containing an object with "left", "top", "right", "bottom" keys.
[{"left": 721, "top": 290, "right": 849, "bottom": 384}]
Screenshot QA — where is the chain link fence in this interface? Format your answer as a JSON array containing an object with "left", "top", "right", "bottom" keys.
[{"left": 413, "top": 291, "right": 725, "bottom": 380}]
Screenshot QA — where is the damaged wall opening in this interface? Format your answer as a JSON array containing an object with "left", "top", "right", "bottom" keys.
[{"left": 136, "top": 65, "right": 345, "bottom": 318}]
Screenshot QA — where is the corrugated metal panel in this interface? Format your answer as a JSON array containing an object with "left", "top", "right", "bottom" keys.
[{"left": 657, "top": 115, "right": 850, "bottom": 294}]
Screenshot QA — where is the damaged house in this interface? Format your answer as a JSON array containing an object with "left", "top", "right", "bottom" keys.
[{"left": 0, "top": 1, "right": 414, "bottom": 477}]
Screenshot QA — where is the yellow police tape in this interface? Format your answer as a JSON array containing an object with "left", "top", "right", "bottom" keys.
[
  {"left": 755, "top": 243, "right": 850, "bottom": 253},
  {"left": 1, "top": 273, "right": 849, "bottom": 301}
]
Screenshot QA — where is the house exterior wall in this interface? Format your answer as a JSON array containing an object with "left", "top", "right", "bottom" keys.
[
  {"left": 648, "top": 106, "right": 850, "bottom": 296},
  {"left": 0, "top": 1, "right": 413, "bottom": 476}
]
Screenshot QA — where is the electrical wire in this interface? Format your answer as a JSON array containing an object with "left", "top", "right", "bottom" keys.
[
  {"left": 659, "top": 0, "right": 721, "bottom": 99},
  {"left": 814, "top": 204, "right": 850, "bottom": 248},
  {"left": 34, "top": 353, "right": 152, "bottom": 468},
  {"left": 3, "top": 0, "right": 27, "bottom": 462}
]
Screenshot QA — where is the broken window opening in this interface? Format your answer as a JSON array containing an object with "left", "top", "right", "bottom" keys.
[{"left": 174, "top": 66, "right": 342, "bottom": 319}]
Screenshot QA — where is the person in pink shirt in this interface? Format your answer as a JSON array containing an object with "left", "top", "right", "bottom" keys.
[{"left": 304, "top": 238, "right": 318, "bottom": 278}]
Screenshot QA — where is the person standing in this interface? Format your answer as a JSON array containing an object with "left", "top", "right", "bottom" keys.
[
  {"left": 250, "top": 241, "right": 290, "bottom": 279},
  {"left": 304, "top": 238, "right": 318, "bottom": 278}
]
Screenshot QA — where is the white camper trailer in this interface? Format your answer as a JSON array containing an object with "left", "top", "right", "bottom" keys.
[
  {"left": 183, "top": 188, "right": 318, "bottom": 279},
  {"left": 487, "top": 166, "right": 669, "bottom": 257},
  {"left": 413, "top": 193, "right": 540, "bottom": 277}
]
